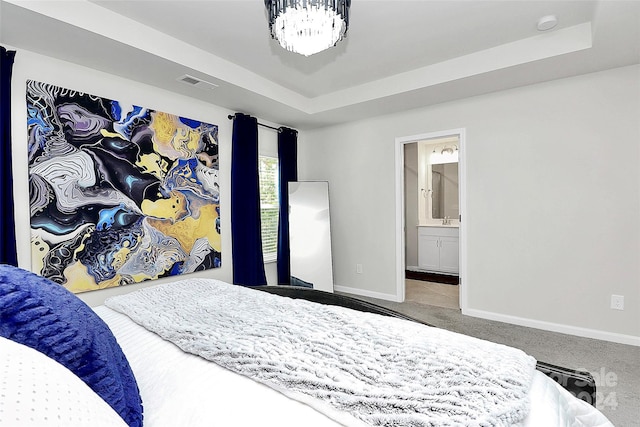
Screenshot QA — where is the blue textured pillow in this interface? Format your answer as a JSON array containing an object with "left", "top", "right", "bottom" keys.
[{"left": 0, "top": 265, "right": 143, "bottom": 427}]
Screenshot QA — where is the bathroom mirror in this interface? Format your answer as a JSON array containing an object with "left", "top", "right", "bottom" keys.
[
  {"left": 288, "top": 181, "right": 334, "bottom": 293},
  {"left": 431, "top": 163, "right": 459, "bottom": 220}
]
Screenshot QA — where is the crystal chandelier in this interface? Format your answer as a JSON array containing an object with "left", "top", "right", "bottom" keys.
[{"left": 264, "top": 0, "right": 351, "bottom": 57}]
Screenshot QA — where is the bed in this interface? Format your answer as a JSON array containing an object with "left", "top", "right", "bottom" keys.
[{"left": 0, "top": 265, "right": 613, "bottom": 426}]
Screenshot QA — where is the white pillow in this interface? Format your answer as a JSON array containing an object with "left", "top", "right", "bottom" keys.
[{"left": 0, "top": 336, "right": 128, "bottom": 426}]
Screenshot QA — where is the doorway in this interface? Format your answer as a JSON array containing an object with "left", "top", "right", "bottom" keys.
[{"left": 394, "top": 129, "right": 466, "bottom": 310}]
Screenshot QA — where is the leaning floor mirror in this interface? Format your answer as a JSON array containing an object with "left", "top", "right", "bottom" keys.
[{"left": 288, "top": 181, "right": 334, "bottom": 293}]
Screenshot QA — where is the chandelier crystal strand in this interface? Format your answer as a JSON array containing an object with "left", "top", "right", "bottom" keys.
[{"left": 265, "top": 0, "right": 350, "bottom": 56}]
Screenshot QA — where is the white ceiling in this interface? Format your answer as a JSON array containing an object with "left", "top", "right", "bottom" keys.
[{"left": 1, "top": 0, "right": 639, "bottom": 130}]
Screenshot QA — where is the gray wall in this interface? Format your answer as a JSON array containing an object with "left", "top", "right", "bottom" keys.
[
  {"left": 8, "top": 45, "right": 639, "bottom": 343},
  {"left": 9, "top": 47, "right": 281, "bottom": 306},
  {"left": 299, "top": 65, "right": 640, "bottom": 343}
]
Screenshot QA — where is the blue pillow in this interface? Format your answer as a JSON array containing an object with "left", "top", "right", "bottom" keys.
[{"left": 0, "top": 264, "right": 143, "bottom": 427}]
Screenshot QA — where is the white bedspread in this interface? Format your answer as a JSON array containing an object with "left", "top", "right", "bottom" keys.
[
  {"left": 94, "top": 303, "right": 613, "bottom": 427},
  {"left": 105, "top": 279, "right": 539, "bottom": 426}
]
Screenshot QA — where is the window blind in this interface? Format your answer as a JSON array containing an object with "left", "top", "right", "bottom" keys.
[{"left": 258, "top": 156, "right": 279, "bottom": 262}]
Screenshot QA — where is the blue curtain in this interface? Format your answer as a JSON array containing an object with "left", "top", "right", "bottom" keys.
[
  {"left": 277, "top": 127, "right": 297, "bottom": 285},
  {"left": 0, "top": 47, "right": 17, "bottom": 266},
  {"left": 230, "top": 113, "right": 267, "bottom": 286}
]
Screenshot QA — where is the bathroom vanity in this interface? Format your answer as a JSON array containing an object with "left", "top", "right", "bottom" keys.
[{"left": 417, "top": 226, "right": 459, "bottom": 275}]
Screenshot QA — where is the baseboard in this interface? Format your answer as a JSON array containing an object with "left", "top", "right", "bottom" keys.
[
  {"left": 463, "top": 308, "right": 640, "bottom": 347},
  {"left": 333, "top": 285, "right": 402, "bottom": 303}
]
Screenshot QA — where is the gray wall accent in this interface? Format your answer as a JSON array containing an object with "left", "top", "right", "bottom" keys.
[{"left": 299, "top": 65, "right": 640, "bottom": 341}]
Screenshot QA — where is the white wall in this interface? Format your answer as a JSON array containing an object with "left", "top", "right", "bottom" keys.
[
  {"left": 9, "top": 47, "right": 279, "bottom": 306},
  {"left": 299, "top": 65, "right": 640, "bottom": 343}
]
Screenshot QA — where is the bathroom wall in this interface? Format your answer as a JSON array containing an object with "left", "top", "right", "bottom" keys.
[{"left": 404, "top": 143, "right": 419, "bottom": 269}]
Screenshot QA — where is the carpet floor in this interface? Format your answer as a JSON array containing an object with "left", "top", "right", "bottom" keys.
[{"left": 339, "top": 292, "right": 640, "bottom": 427}]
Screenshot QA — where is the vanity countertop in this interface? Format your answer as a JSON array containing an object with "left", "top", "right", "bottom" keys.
[{"left": 418, "top": 224, "right": 459, "bottom": 228}]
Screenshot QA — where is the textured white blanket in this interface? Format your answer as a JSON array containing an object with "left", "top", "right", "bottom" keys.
[{"left": 106, "top": 279, "right": 537, "bottom": 427}]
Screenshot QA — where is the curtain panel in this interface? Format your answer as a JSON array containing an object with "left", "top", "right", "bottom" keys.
[
  {"left": 0, "top": 46, "right": 17, "bottom": 266},
  {"left": 230, "top": 113, "right": 267, "bottom": 286},
  {"left": 277, "top": 127, "right": 297, "bottom": 285}
]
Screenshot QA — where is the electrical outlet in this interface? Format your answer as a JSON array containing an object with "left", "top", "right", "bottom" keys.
[
  {"left": 356, "top": 264, "right": 363, "bottom": 274},
  {"left": 611, "top": 295, "right": 624, "bottom": 311}
]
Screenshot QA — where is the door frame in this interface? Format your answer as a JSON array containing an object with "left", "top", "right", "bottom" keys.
[{"left": 394, "top": 128, "right": 467, "bottom": 310}]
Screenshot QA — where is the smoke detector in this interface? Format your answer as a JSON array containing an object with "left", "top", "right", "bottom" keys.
[{"left": 537, "top": 15, "right": 558, "bottom": 31}]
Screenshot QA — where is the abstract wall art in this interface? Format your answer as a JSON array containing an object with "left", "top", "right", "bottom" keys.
[{"left": 27, "top": 80, "right": 220, "bottom": 293}]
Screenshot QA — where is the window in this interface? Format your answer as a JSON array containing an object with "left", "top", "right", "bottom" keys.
[{"left": 258, "top": 156, "right": 279, "bottom": 262}]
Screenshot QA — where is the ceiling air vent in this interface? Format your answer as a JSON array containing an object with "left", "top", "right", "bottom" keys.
[{"left": 177, "top": 74, "right": 218, "bottom": 90}]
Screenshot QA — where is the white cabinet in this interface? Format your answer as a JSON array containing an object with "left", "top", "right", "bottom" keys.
[{"left": 418, "top": 226, "right": 459, "bottom": 275}]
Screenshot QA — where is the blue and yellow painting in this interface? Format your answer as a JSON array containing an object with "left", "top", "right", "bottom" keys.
[{"left": 27, "top": 80, "right": 221, "bottom": 293}]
